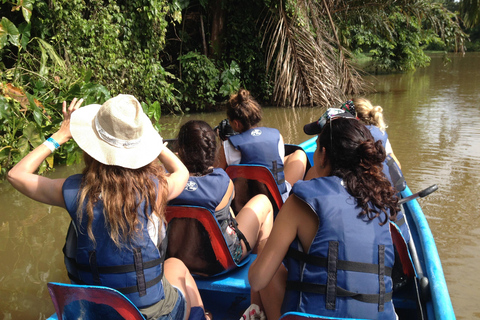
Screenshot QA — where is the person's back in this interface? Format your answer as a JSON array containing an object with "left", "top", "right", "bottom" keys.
[
  {"left": 283, "top": 176, "right": 395, "bottom": 319},
  {"left": 7, "top": 95, "right": 208, "bottom": 320},
  {"left": 217, "top": 89, "right": 307, "bottom": 204},
  {"left": 170, "top": 120, "right": 274, "bottom": 272},
  {"left": 249, "top": 113, "right": 398, "bottom": 320}
]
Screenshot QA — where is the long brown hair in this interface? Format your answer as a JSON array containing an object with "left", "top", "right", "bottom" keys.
[
  {"left": 318, "top": 118, "right": 398, "bottom": 224},
  {"left": 77, "top": 153, "right": 168, "bottom": 248},
  {"left": 226, "top": 88, "right": 262, "bottom": 131}
]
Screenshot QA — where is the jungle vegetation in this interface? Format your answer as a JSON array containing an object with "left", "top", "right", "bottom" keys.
[{"left": 0, "top": 0, "right": 478, "bottom": 174}]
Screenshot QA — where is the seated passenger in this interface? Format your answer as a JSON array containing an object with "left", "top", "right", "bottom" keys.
[
  {"left": 248, "top": 111, "right": 399, "bottom": 320},
  {"left": 169, "top": 120, "right": 274, "bottom": 265},
  {"left": 341, "top": 98, "right": 401, "bottom": 168},
  {"left": 340, "top": 100, "right": 410, "bottom": 242},
  {"left": 7, "top": 95, "right": 207, "bottom": 320},
  {"left": 216, "top": 89, "right": 307, "bottom": 204}
]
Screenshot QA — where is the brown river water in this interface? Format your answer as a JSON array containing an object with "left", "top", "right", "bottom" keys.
[{"left": 1, "top": 52, "right": 479, "bottom": 319}]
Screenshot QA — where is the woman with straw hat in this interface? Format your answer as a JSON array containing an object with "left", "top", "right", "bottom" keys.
[{"left": 7, "top": 95, "right": 207, "bottom": 320}]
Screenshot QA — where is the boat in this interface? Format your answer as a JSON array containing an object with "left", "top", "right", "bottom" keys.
[{"left": 45, "top": 136, "right": 455, "bottom": 320}]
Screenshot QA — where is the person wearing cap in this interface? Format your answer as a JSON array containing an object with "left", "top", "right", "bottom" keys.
[
  {"left": 216, "top": 88, "right": 307, "bottom": 204},
  {"left": 7, "top": 95, "right": 208, "bottom": 320},
  {"left": 248, "top": 110, "right": 398, "bottom": 320}
]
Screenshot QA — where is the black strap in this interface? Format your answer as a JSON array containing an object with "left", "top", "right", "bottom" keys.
[
  {"left": 133, "top": 248, "right": 147, "bottom": 297},
  {"left": 378, "top": 245, "right": 386, "bottom": 312},
  {"left": 286, "top": 247, "right": 392, "bottom": 277},
  {"left": 286, "top": 281, "right": 393, "bottom": 304},
  {"left": 271, "top": 160, "right": 285, "bottom": 185},
  {"left": 75, "top": 257, "right": 163, "bottom": 274},
  {"left": 232, "top": 219, "right": 251, "bottom": 252},
  {"left": 326, "top": 241, "right": 338, "bottom": 310},
  {"left": 88, "top": 251, "right": 102, "bottom": 285}
]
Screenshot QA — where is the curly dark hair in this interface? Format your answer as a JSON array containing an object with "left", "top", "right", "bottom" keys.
[
  {"left": 226, "top": 88, "right": 262, "bottom": 131},
  {"left": 177, "top": 120, "right": 217, "bottom": 176},
  {"left": 318, "top": 118, "right": 398, "bottom": 225}
]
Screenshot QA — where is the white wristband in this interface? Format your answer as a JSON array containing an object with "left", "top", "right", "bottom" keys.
[{"left": 43, "top": 140, "right": 56, "bottom": 153}]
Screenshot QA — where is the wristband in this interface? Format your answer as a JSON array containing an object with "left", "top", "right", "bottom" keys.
[
  {"left": 43, "top": 137, "right": 60, "bottom": 153},
  {"left": 47, "top": 137, "right": 61, "bottom": 149}
]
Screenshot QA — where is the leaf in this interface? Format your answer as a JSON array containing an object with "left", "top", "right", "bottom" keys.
[
  {"left": 0, "top": 96, "right": 11, "bottom": 120},
  {"left": 36, "top": 38, "right": 66, "bottom": 69},
  {"left": 23, "top": 122, "right": 43, "bottom": 148},
  {"left": 18, "top": 22, "right": 31, "bottom": 49},
  {"left": 17, "top": 136, "right": 29, "bottom": 158},
  {"left": 0, "top": 17, "right": 20, "bottom": 49},
  {"left": 20, "top": 0, "right": 34, "bottom": 24},
  {"left": 45, "top": 154, "right": 54, "bottom": 168}
]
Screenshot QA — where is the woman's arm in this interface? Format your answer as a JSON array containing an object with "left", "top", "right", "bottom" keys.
[
  {"left": 215, "top": 143, "right": 228, "bottom": 169},
  {"left": 248, "top": 195, "right": 318, "bottom": 291},
  {"left": 7, "top": 99, "right": 84, "bottom": 208},
  {"left": 7, "top": 98, "right": 83, "bottom": 208},
  {"left": 160, "top": 146, "right": 189, "bottom": 201}
]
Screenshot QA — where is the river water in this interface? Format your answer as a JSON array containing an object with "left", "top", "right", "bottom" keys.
[{"left": 0, "top": 52, "right": 479, "bottom": 319}]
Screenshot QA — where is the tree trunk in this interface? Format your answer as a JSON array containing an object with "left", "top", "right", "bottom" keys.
[{"left": 209, "top": 0, "right": 225, "bottom": 59}]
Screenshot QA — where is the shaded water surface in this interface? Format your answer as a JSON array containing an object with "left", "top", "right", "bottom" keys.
[{"left": 1, "top": 53, "right": 479, "bottom": 319}]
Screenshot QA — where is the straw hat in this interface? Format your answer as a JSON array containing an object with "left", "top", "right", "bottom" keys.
[{"left": 70, "top": 94, "right": 163, "bottom": 169}]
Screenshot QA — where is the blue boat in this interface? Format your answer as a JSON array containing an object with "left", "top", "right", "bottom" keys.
[{"left": 46, "top": 137, "right": 455, "bottom": 320}]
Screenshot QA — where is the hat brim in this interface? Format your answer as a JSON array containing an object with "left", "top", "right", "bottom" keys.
[
  {"left": 70, "top": 104, "right": 163, "bottom": 169},
  {"left": 303, "top": 110, "right": 356, "bottom": 136},
  {"left": 303, "top": 121, "right": 322, "bottom": 135}
]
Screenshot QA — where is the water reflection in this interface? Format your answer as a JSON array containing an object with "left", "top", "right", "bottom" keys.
[{"left": 1, "top": 53, "right": 479, "bottom": 319}]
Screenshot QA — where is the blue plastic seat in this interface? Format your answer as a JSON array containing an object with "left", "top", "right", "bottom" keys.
[
  {"left": 47, "top": 282, "right": 207, "bottom": 320},
  {"left": 279, "top": 311, "right": 368, "bottom": 320},
  {"left": 47, "top": 282, "right": 146, "bottom": 320}
]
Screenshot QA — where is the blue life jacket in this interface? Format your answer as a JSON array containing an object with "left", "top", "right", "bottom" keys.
[
  {"left": 62, "top": 174, "right": 165, "bottom": 309},
  {"left": 228, "top": 127, "right": 287, "bottom": 194},
  {"left": 169, "top": 168, "right": 235, "bottom": 236},
  {"left": 283, "top": 176, "right": 396, "bottom": 320},
  {"left": 168, "top": 168, "right": 249, "bottom": 256},
  {"left": 367, "top": 125, "right": 409, "bottom": 243},
  {"left": 169, "top": 168, "right": 230, "bottom": 213}
]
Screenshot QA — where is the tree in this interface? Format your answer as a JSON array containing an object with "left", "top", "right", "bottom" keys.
[
  {"left": 261, "top": 0, "right": 466, "bottom": 107},
  {"left": 460, "top": 0, "right": 480, "bottom": 28}
]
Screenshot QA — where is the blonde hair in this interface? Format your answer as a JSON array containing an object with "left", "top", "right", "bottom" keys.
[
  {"left": 77, "top": 153, "right": 168, "bottom": 248},
  {"left": 352, "top": 98, "right": 387, "bottom": 132}
]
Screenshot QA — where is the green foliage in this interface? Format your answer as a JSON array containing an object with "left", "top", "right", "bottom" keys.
[
  {"left": 178, "top": 51, "right": 220, "bottom": 110},
  {"left": 222, "top": 0, "right": 273, "bottom": 101},
  {"left": 0, "top": 75, "right": 111, "bottom": 177},
  {"left": 342, "top": 9, "right": 443, "bottom": 72},
  {"left": 219, "top": 60, "right": 241, "bottom": 97}
]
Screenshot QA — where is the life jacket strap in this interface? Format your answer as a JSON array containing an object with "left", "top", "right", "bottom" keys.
[
  {"left": 133, "top": 248, "right": 147, "bottom": 297},
  {"left": 326, "top": 241, "right": 339, "bottom": 310},
  {"left": 378, "top": 245, "right": 386, "bottom": 311},
  {"left": 285, "top": 281, "right": 393, "bottom": 304},
  {"left": 271, "top": 160, "right": 285, "bottom": 185},
  {"left": 286, "top": 247, "right": 392, "bottom": 277},
  {"left": 88, "top": 251, "right": 101, "bottom": 285}
]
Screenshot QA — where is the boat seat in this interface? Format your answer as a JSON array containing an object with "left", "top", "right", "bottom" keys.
[
  {"left": 165, "top": 205, "right": 250, "bottom": 277},
  {"left": 47, "top": 282, "right": 206, "bottom": 320},
  {"left": 279, "top": 311, "right": 368, "bottom": 320},
  {"left": 47, "top": 282, "right": 146, "bottom": 320},
  {"left": 225, "top": 164, "right": 284, "bottom": 214},
  {"left": 390, "top": 222, "right": 416, "bottom": 279}
]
